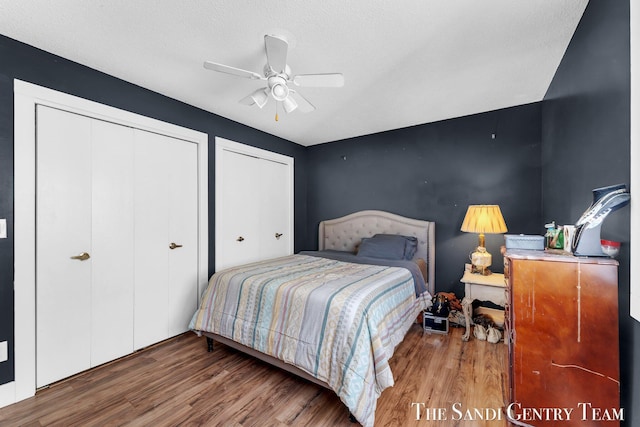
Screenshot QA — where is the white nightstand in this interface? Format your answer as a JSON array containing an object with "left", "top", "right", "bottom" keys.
[{"left": 460, "top": 271, "right": 506, "bottom": 341}]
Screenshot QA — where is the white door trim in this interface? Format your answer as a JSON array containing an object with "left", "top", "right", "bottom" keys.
[
  {"left": 6, "top": 79, "right": 208, "bottom": 407},
  {"left": 214, "top": 137, "right": 294, "bottom": 271}
]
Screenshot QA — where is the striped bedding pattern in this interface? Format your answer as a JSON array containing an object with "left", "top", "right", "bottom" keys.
[{"left": 189, "top": 254, "right": 427, "bottom": 427}]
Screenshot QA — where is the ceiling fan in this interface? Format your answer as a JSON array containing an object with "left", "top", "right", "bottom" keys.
[{"left": 204, "top": 34, "right": 344, "bottom": 119}]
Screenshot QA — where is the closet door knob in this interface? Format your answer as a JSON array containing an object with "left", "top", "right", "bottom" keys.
[
  {"left": 169, "top": 242, "right": 183, "bottom": 249},
  {"left": 275, "top": 233, "right": 283, "bottom": 239},
  {"left": 70, "top": 252, "right": 91, "bottom": 261},
  {"left": 237, "top": 236, "right": 245, "bottom": 242}
]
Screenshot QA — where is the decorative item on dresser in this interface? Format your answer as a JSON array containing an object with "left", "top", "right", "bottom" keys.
[
  {"left": 504, "top": 249, "right": 621, "bottom": 426},
  {"left": 190, "top": 210, "right": 435, "bottom": 427}
]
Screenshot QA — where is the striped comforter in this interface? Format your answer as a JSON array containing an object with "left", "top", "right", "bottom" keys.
[{"left": 189, "top": 254, "right": 429, "bottom": 427}]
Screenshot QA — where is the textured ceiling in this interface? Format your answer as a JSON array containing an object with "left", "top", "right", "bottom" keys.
[{"left": 0, "top": 1, "right": 588, "bottom": 146}]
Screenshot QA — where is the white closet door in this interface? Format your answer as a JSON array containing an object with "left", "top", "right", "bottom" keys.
[
  {"left": 258, "top": 158, "right": 291, "bottom": 260},
  {"left": 217, "top": 149, "right": 261, "bottom": 270},
  {"left": 134, "top": 130, "right": 199, "bottom": 347},
  {"left": 36, "top": 106, "right": 93, "bottom": 387},
  {"left": 167, "top": 138, "right": 198, "bottom": 336},
  {"left": 90, "top": 120, "right": 135, "bottom": 366},
  {"left": 134, "top": 130, "right": 170, "bottom": 349}
]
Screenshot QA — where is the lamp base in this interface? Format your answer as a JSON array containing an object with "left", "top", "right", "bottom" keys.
[
  {"left": 470, "top": 246, "right": 492, "bottom": 275},
  {"left": 471, "top": 264, "right": 493, "bottom": 275}
]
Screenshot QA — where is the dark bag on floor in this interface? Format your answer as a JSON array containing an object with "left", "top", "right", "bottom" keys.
[{"left": 431, "top": 293, "right": 450, "bottom": 317}]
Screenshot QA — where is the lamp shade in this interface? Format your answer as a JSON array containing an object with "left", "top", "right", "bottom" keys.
[{"left": 460, "top": 205, "right": 508, "bottom": 234}]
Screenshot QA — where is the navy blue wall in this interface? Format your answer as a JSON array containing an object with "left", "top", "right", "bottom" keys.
[
  {"left": 542, "top": 0, "right": 636, "bottom": 422},
  {"left": 306, "top": 104, "right": 542, "bottom": 294},
  {"left": 0, "top": 74, "right": 12, "bottom": 387},
  {"left": 0, "top": 34, "right": 308, "bottom": 385}
]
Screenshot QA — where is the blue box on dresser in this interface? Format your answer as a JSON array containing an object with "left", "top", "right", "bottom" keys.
[{"left": 504, "top": 234, "right": 545, "bottom": 250}]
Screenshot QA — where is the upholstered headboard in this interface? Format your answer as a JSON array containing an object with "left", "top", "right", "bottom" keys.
[{"left": 318, "top": 210, "right": 435, "bottom": 295}]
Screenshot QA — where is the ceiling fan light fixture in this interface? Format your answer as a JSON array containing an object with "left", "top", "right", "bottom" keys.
[
  {"left": 271, "top": 82, "right": 289, "bottom": 101},
  {"left": 252, "top": 88, "right": 269, "bottom": 108},
  {"left": 283, "top": 96, "right": 298, "bottom": 113}
]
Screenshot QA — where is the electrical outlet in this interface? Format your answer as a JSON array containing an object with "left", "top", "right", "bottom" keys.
[
  {"left": 0, "top": 219, "right": 6, "bottom": 238},
  {"left": 0, "top": 341, "right": 7, "bottom": 362}
]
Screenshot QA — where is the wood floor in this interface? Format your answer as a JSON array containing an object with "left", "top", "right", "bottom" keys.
[{"left": 0, "top": 324, "right": 508, "bottom": 427}]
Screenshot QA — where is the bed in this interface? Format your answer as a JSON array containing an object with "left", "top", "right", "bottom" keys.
[{"left": 189, "top": 210, "right": 435, "bottom": 427}]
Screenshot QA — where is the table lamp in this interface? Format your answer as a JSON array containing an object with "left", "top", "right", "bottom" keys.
[{"left": 460, "top": 205, "right": 507, "bottom": 275}]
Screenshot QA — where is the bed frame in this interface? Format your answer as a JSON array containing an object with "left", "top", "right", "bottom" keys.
[{"left": 203, "top": 210, "right": 436, "bottom": 411}]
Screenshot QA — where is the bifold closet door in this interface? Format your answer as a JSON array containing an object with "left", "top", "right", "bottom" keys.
[
  {"left": 216, "top": 149, "right": 261, "bottom": 270},
  {"left": 257, "top": 157, "right": 291, "bottom": 260},
  {"left": 89, "top": 120, "right": 135, "bottom": 366},
  {"left": 133, "top": 130, "right": 198, "bottom": 349},
  {"left": 36, "top": 106, "right": 135, "bottom": 387},
  {"left": 166, "top": 138, "right": 198, "bottom": 337}
]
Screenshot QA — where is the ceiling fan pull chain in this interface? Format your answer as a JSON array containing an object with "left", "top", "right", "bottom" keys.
[{"left": 275, "top": 101, "right": 279, "bottom": 122}]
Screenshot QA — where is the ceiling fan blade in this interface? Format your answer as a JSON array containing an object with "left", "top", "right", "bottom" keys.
[
  {"left": 203, "top": 61, "right": 263, "bottom": 80},
  {"left": 292, "top": 73, "right": 344, "bottom": 87},
  {"left": 264, "top": 35, "right": 288, "bottom": 74},
  {"left": 239, "top": 88, "right": 269, "bottom": 108},
  {"left": 289, "top": 90, "right": 315, "bottom": 113}
]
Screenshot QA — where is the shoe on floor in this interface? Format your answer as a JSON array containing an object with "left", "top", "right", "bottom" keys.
[
  {"left": 487, "top": 325, "right": 502, "bottom": 343},
  {"left": 474, "top": 325, "right": 487, "bottom": 341}
]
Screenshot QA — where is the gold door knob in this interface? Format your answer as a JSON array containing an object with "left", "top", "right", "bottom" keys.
[
  {"left": 70, "top": 252, "right": 91, "bottom": 261},
  {"left": 169, "top": 242, "right": 183, "bottom": 250}
]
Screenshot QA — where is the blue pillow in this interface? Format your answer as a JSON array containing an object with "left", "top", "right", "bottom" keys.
[
  {"left": 374, "top": 234, "right": 418, "bottom": 259},
  {"left": 357, "top": 237, "right": 405, "bottom": 260},
  {"left": 405, "top": 237, "right": 418, "bottom": 259},
  {"left": 357, "top": 234, "right": 418, "bottom": 260}
]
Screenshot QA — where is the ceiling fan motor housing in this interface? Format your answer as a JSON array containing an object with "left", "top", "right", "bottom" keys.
[{"left": 269, "top": 76, "right": 290, "bottom": 101}]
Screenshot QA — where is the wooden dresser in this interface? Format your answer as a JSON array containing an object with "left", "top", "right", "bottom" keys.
[{"left": 504, "top": 250, "right": 621, "bottom": 426}]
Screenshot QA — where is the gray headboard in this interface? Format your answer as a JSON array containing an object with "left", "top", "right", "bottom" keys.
[{"left": 318, "top": 210, "right": 435, "bottom": 295}]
